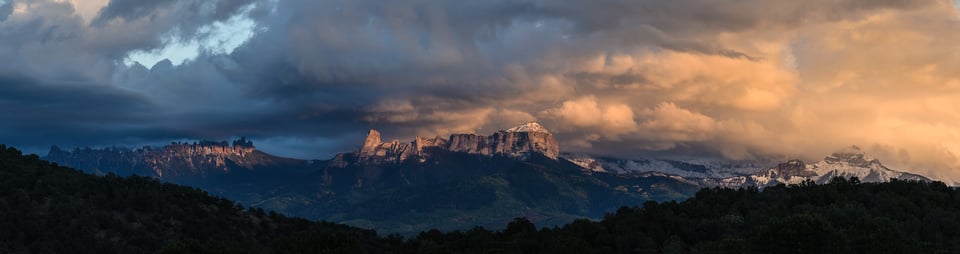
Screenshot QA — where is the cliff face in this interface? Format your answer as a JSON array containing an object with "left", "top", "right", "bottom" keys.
[
  {"left": 446, "top": 134, "right": 488, "bottom": 155},
  {"left": 445, "top": 131, "right": 559, "bottom": 159},
  {"left": 354, "top": 122, "right": 559, "bottom": 165},
  {"left": 489, "top": 130, "right": 559, "bottom": 159},
  {"left": 751, "top": 159, "right": 817, "bottom": 181},
  {"left": 44, "top": 139, "right": 280, "bottom": 178},
  {"left": 357, "top": 129, "right": 448, "bottom": 164}
]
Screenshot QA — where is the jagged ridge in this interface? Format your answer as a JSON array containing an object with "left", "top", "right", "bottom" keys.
[
  {"left": 562, "top": 146, "right": 935, "bottom": 188},
  {"left": 353, "top": 122, "right": 560, "bottom": 165},
  {"left": 44, "top": 138, "right": 291, "bottom": 179}
]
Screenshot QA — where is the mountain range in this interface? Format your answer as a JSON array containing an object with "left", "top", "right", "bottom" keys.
[
  {"left": 563, "top": 145, "right": 930, "bottom": 188},
  {"left": 7, "top": 143, "right": 959, "bottom": 253},
  {"left": 43, "top": 122, "right": 933, "bottom": 234}
]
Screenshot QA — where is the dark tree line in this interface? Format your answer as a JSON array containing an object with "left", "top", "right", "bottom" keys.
[
  {"left": 390, "top": 177, "right": 960, "bottom": 254},
  {"left": 0, "top": 145, "right": 388, "bottom": 253},
  {"left": 2, "top": 144, "right": 960, "bottom": 253}
]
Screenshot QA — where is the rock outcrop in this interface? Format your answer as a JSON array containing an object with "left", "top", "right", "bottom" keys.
[
  {"left": 746, "top": 146, "right": 932, "bottom": 186},
  {"left": 44, "top": 138, "right": 278, "bottom": 178},
  {"left": 807, "top": 146, "right": 930, "bottom": 183},
  {"left": 357, "top": 129, "right": 448, "bottom": 164},
  {"left": 355, "top": 122, "right": 560, "bottom": 165},
  {"left": 768, "top": 160, "right": 817, "bottom": 178}
]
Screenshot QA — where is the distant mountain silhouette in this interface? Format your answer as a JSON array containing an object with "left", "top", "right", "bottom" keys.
[
  {"left": 43, "top": 123, "right": 936, "bottom": 235},
  {"left": 44, "top": 123, "right": 698, "bottom": 234}
]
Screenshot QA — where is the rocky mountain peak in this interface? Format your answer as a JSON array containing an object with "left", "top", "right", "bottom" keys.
[
  {"left": 353, "top": 122, "right": 560, "bottom": 165},
  {"left": 823, "top": 145, "right": 880, "bottom": 167},
  {"left": 793, "top": 145, "right": 933, "bottom": 184},
  {"left": 356, "top": 129, "right": 446, "bottom": 164},
  {"left": 771, "top": 159, "right": 816, "bottom": 178},
  {"left": 359, "top": 129, "right": 383, "bottom": 157},
  {"left": 505, "top": 121, "right": 551, "bottom": 134}
]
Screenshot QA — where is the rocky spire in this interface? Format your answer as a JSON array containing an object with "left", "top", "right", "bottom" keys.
[{"left": 359, "top": 129, "right": 382, "bottom": 157}]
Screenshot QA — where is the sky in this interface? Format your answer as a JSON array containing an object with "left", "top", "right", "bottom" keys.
[{"left": 4, "top": 0, "right": 960, "bottom": 182}]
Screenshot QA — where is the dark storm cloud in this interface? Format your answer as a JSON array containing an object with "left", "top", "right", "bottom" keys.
[
  {"left": 91, "top": 0, "right": 177, "bottom": 25},
  {"left": 0, "top": 77, "right": 150, "bottom": 121},
  {"left": 92, "top": 0, "right": 259, "bottom": 26},
  {"left": 211, "top": 0, "right": 929, "bottom": 139},
  {"left": 7, "top": 0, "right": 960, "bottom": 182},
  {"left": 0, "top": 1, "right": 12, "bottom": 22},
  {"left": 238, "top": 0, "right": 930, "bottom": 90},
  {"left": 0, "top": 65, "right": 367, "bottom": 157},
  {"left": 0, "top": 75, "right": 154, "bottom": 150}
]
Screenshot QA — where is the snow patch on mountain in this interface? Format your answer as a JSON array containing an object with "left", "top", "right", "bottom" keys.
[
  {"left": 505, "top": 121, "right": 551, "bottom": 134},
  {"left": 564, "top": 155, "right": 606, "bottom": 173},
  {"left": 806, "top": 146, "right": 929, "bottom": 183},
  {"left": 744, "top": 146, "right": 931, "bottom": 186},
  {"left": 560, "top": 154, "right": 767, "bottom": 179},
  {"left": 563, "top": 146, "right": 933, "bottom": 188}
]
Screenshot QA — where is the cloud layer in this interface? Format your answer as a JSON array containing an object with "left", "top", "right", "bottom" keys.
[{"left": 4, "top": 0, "right": 960, "bottom": 181}]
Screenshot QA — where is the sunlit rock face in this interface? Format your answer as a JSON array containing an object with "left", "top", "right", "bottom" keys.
[
  {"left": 358, "top": 129, "right": 448, "bottom": 164},
  {"left": 355, "top": 122, "right": 559, "bottom": 165},
  {"left": 450, "top": 121, "right": 559, "bottom": 160},
  {"left": 483, "top": 125, "right": 559, "bottom": 160}
]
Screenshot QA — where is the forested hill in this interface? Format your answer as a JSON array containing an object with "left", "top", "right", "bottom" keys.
[
  {"left": 400, "top": 178, "right": 960, "bottom": 253},
  {"left": 3, "top": 144, "right": 960, "bottom": 253},
  {"left": 0, "top": 145, "right": 390, "bottom": 253}
]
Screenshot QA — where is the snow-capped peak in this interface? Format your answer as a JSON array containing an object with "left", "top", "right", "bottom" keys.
[
  {"left": 822, "top": 145, "right": 880, "bottom": 167},
  {"left": 505, "top": 121, "right": 551, "bottom": 134}
]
